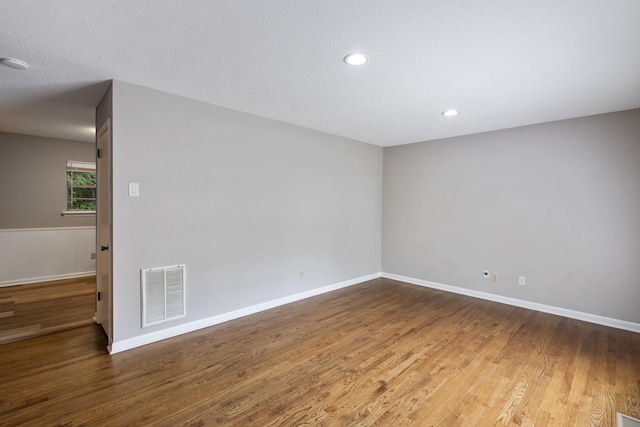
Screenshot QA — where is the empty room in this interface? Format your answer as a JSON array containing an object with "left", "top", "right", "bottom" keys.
[{"left": 1, "top": 1, "right": 639, "bottom": 426}]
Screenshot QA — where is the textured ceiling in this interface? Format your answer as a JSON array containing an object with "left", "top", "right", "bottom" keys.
[{"left": 1, "top": 0, "right": 639, "bottom": 146}]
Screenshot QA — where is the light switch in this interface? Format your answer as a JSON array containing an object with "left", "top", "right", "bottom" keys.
[{"left": 129, "top": 182, "right": 140, "bottom": 197}]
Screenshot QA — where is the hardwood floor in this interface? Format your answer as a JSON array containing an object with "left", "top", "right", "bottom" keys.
[
  {"left": 0, "top": 278, "right": 638, "bottom": 426},
  {"left": 0, "top": 276, "right": 96, "bottom": 344}
]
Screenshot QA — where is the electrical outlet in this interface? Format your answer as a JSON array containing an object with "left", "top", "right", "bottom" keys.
[
  {"left": 518, "top": 276, "right": 526, "bottom": 286},
  {"left": 128, "top": 182, "right": 140, "bottom": 197},
  {"left": 492, "top": 272, "right": 499, "bottom": 282},
  {"left": 90, "top": 252, "right": 96, "bottom": 260},
  {"left": 299, "top": 271, "right": 304, "bottom": 279},
  {"left": 483, "top": 270, "right": 489, "bottom": 279}
]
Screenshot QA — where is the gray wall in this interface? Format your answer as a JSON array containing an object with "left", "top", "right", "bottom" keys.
[
  {"left": 383, "top": 109, "right": 640, "bottom": 323},
  {"left": 110, "top": 81, "right": 383, "bottom": 342},
  {"left": 0, "top": 132, "right": 96, "bottom": 229}
]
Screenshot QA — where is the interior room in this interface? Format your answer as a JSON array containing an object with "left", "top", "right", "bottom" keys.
[{"left": 1, "top": 1, "right": 639, "bottom": 425}]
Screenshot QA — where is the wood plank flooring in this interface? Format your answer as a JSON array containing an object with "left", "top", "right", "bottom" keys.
[
  {"left": 0, "top": 278, "right": 638, "bottom": 426},
  {"left": 0, "top": 276, "right": 96, "bottom": 344}
]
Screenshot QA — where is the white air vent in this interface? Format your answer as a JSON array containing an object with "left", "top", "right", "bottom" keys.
[{"left": 141, "top": 264, "right": 187, "bottom": 327}]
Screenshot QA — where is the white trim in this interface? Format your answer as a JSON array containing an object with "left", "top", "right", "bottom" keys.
[
  {"left": 109, "top": 272, "right": 382, "bottom": 354},
  {"left": 382, "top": 272, "right": 640, "bottom": 334},
  {"left": 62, "top": 211, "right": 96, "bottom": 216},
  {"left": 67, "top": 160, "right": 96, "bottom": 171},
  {"left": 0, "top": 226, "right": 96, "bottom": 233},
  {"left": 0, "top": 271, "right": 96, "bottom": 287}
]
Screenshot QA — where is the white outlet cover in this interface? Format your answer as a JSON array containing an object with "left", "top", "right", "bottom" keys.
[{"left": 129, "top": 182, "right": 140, "bottom": 197}]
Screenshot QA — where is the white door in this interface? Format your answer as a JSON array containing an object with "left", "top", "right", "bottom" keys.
[{"left": 96, "top": 120, "right": 113, "bottom": 348}]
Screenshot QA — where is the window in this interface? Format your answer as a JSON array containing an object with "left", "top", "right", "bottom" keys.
[{"left": 66, "top": 161, "right": 96, "bottom": 212}]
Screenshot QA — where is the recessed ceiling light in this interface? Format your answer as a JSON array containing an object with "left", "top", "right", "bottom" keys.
[
  {"left": 442, "top": 109, "right": 458, "bottom": 117},
  {"left": 344, "top": 53, "right": 368, "bottom": 66},
  {"left": 0, "top": 57, "right": 29, "bottom": 70}
]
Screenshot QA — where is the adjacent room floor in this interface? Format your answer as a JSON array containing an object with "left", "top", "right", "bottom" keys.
[{"left": 0, "top": 276, "right": 95, "bottom": 344}]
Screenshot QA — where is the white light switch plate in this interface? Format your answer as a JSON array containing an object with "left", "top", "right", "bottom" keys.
[{"left": 129, "top": 182, "right": 140, "bottom": 197}]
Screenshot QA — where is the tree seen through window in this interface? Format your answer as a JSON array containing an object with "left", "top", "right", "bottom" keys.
[{"left": 67, "top": 161, "right": 96, "bottom": 211}]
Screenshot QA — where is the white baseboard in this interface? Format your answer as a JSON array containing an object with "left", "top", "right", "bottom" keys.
[
  {"left": 109, "top": 272, "right": 382, "bottom": 354},
  {"left": 382, "top": 272, "right": 640, "bottom": 334},
  {"left": 0, "top": 271, "right": 96, "bottom": 287}
]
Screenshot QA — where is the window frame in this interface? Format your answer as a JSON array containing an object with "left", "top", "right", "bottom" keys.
[{"left": 63, "top": 160, "right": 97, "bottom": 216}]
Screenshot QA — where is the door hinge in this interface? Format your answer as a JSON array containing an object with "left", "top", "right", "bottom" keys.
[
  {"left": 97, "top": 291, "right": 101, "bottom": 301},
  {"left": 97, "top": 148, "right": 102, "bottom": 158}
]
